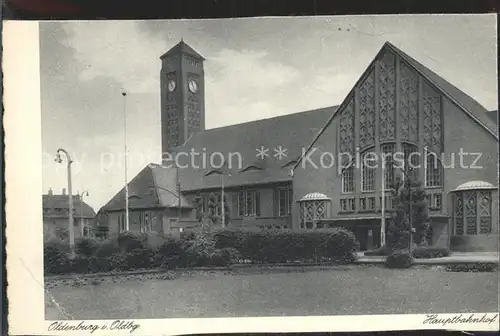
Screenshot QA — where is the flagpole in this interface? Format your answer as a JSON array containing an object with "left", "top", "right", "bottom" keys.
[
  {"left": 221, "top": 174, "right": 225, "bottom": 228},
  {"left": 380, "top": 162, "right": 386, "bottom": 247},
  {"left": 122, "top": 90, "right": 130, "bottom": 231}
]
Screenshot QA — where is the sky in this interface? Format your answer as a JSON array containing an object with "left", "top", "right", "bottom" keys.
[{"left": 40, "top": 15, "right": 498, "bottom": 211}]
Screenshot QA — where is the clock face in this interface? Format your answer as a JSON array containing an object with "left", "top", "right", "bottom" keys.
[
  {"left": 167, "top": 80, "right": 176, "bottom": 92},
  {"left": 188, "top": 80, "right": 198, "bottom": 93}
]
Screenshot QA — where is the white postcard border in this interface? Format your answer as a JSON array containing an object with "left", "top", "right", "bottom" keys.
[{"left": 4, "top": 19, "right": 499, "bottom": 336}]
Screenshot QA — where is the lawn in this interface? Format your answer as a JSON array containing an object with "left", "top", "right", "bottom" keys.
[{"left": 45, "top": 266, "right": 498, "bottom": 320}]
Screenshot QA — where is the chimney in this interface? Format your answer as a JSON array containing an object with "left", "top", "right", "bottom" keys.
[
  {"left": 62, "top": 188, "right": 66, "bottom": 195},
  {"left": 48, "top": 188, "right": 53, "bottom": 196}
]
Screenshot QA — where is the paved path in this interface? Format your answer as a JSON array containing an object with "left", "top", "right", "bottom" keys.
[{"left": 356, "top": 252, "right": 499, "bottom": 264}]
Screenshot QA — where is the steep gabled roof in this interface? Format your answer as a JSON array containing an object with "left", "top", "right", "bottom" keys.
[
  {"left": 487, "top": 110, "right": 498, "bottom": 125},
  {"left": 100, "top": 164, "right": 191, "bottom": 212},
  {"left": 386, "top": 42, "right": 497, "bottom": 138},
  {"left": 42, "top": 195, "right": 96, "bottom": 218},
  {"left": 171, "top": 106, "right": 338, "bottom": 191},
  {"left": 160, "top": 40, "right": 205, "bottom": 61},
  {"left": 293, "top": 41, "right": 498, "bottom": 172}
]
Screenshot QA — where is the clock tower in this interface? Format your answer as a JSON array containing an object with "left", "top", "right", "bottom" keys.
[{"left": 160, "top": 40, "right": 206, "bottom": 157}]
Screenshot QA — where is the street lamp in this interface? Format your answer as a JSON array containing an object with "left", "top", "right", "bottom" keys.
[
  {"left": 55, "top": 148, "right": 75, "bottom": 256},
  {"left": 80, "top": 191, "right": 89, "bottom": 237}
]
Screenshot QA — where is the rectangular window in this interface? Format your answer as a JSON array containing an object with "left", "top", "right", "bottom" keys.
[
  {"left": 340, "top": 198, "right": 355, "bottom": 212},
  {"left": 340, "top": 199, "right": 347, "bottom": 212},
  {"left": 236, "top": 190, "right": 260, "bottom": 217},
  {"left": 380, "top": 195, "right": 393, "bottom": 210},
  {"left": 119, "top": 213, "right": 126, "bottom": 232},
  {"left": 432, "top": 194, "right": 442, "bottom": 210},
  {"left": 368, "top": 197, "right": 376, "bottom": 210},
  {"left": 360, "top": 198, "right": 367, "bottom": 210},
  {"left": 276, "top": 187, "right": 293, "bottom": 217},
  {"left": 200, "top": 194, "right": 208, "bottom": 214}
]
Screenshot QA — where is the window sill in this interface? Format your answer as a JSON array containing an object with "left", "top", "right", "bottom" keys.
[
  {"left": 339, "top": 210, "right": 355, "bottom": 214},
  {"left": 358, "top": 209, "right": 377, "bottom": 213}
]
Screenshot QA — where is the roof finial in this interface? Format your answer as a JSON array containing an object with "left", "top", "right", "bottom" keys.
[{"left": 181, "top": 37, "right": 184, "bottom": 43}]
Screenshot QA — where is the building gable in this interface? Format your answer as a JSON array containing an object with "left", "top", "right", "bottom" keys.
[
  {"left": 293, "top": 41, "right": 498, "bottom": 172},
  {"left": 99, "top": 164, "right": 192, "bottom": 212}
]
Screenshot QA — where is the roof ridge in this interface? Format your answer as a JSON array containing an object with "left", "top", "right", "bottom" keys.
[{"left": 205, "top": 106, "right": 337, "bottom": 132}]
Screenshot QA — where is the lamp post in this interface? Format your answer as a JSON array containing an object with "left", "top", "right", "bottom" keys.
[
  {"left": 399, "top": 167, "right": 415, "bottom": 252},
  {"left": 121, "top": 90, "right": 130, "bottom": 231},
  {"left": 55, "top": 148, "right": 75, "bottom": 256},
  {"left": 80, "top": 191, "right": 89, "bottom": 236}
]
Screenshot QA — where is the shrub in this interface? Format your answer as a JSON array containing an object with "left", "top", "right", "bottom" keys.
[
  {"left": 210, "top": 248, "right": 241, "bottom": 267},
  {"left": 156, "top": 236, "right": 184, "bottom": 269},
  {"left": 385, "top": 250, "right": 413, "bottom": 269},
  {"left": 121, "top": 248, "right": 155, "bottom": 271},
  {"left": 117, "top": 231, "right": 147, "bottom": 253},
  {"left": 180, "top": 231, "right": 217, "bottom": 267},
  {"left": 44, "top": 240, "right": 71, "bottom": 275},
  {"left": 69, "top": 255, "right": 92, "bottom": 273},
  {"left": 320, "top": 229, "right": 359, "bottom": 263},
  {"left": 412, "top": 246, "right": 450, "bottom": 259},
  {"left": 94, "top": 239, "right": 121, "bottom": 258},
  {"left": 75, "top": 237, "right": 101, "bottom": 257},
  {"left": 446, "top": 263, "right": 497, "bottom": 273}
]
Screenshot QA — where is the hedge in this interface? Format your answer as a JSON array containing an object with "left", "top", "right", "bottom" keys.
[
  {"left": 44, "top": 228, "right": 359, "bottom": 275},
  {"left": 212, "top": 228, "right": 359, "bottom": 264}
]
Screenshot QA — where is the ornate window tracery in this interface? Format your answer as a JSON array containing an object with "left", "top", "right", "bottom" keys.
[
  {"left": 399, "top": 62, "right": 419, "bottom": 143},
  {"left": 299, "top": 195, "right": 331, "bottom": 229},
  {"left": 338, "top": 99, "right": 355, "bottom": 156},
  {"left": 422, "top": 82, "right": 443, "bottom": 155},
  {"left": 378, "top": 51, "right": 396, "bottom": 142},
  {"left": 453, "top": 189, "right": 492, "bottom": 235},
  {"left": 359, "top": 71, "right": 376, "bottom": 149}
]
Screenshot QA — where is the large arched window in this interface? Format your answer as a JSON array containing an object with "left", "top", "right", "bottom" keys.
[
  {"left": 381, "top": 143, "right": 395, "bottom": 189},
  {"left": 425, "top": 151, "right": 442, "bottom": 188},
  {"left": 361, "top": 149, "right": 376, "bottom": 192},
  {"left": 402, "top": 142, "right": 420, "bottom": 180},
  {"left": 452, "top": 181, "right": 495, "bottom": 235},
  {"left": 341, "top": 165, "right": 354, "bottom": 193}
]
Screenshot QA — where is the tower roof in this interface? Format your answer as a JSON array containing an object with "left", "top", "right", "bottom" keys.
[{"left": 160, "top": 40, "right": 205, "bottom": 61}]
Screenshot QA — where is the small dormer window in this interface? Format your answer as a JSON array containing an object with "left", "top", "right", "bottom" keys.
[{"left": 240, "top": 165, "right": 263, "bottom": 173}]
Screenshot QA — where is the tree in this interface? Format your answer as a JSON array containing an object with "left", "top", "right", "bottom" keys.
[
  {"left": 221, "top": 193, "right": 231, "bottom": 227},
  {"left": 207, "top": 193, "right": 219, "bottom": 226},
  {"left": 207, "top": 192, "right": 231, "bottom": 227},
  {"left": 193, "top": 195, "right": 205, "bottom": 224},
  {"left": 386, "top": 174, "right": 431, "bottom": 251},
  {"left": 410, "top": 180, "right": 431, "bottom": 246}
]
